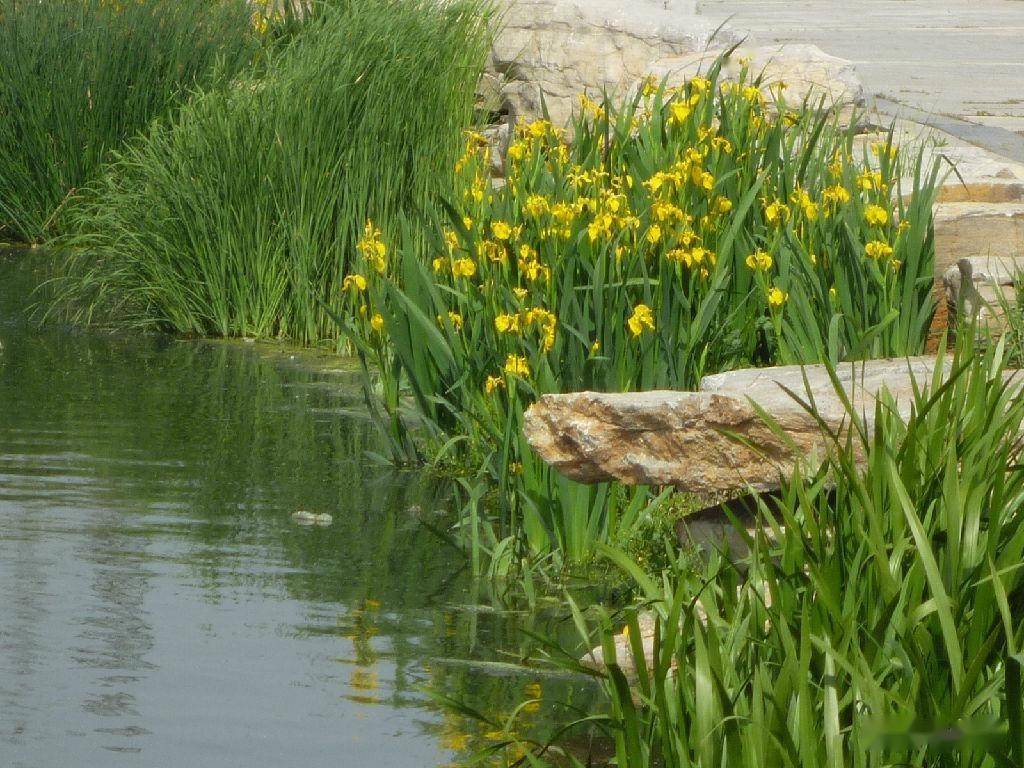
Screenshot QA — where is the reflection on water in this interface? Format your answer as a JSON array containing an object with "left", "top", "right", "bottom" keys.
[{"left": 0, "top": 252, "right": 594, "bottom": 767}]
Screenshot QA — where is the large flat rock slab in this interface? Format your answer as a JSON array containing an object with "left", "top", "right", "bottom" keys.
[{"left": 523, "top": 358, "right": 945, "bottom": 494}]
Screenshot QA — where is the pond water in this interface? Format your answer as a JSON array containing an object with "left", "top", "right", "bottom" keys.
[{"left": 0, "top": 251, "right": 593, "bottom": 767}]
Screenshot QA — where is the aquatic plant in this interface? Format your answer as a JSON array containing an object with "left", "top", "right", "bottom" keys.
[
  {"left": 0, "top": 0, "right": 258, "bottom": 242},
  {"left": 483, "top": 340, "right": 1024, "bottom": 767},
  {"left": 50, "top": 0, "right": 493, "bottom": 343},
  {"left": 336, "top": 67, "right": 942, "bottom": 564}
]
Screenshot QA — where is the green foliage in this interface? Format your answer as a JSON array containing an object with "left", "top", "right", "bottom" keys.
[
  {"left": 50, "top": 0, "right": 493, "bottom": 342},
  {"left": 0, "top": 0, "right": 257, "bottom": 242},
  {"left": 488, "top": 340, "right": 1024, "bottom": 767},
  {"left": 336, "top": 68, "right": 941, "bottom": 565}
]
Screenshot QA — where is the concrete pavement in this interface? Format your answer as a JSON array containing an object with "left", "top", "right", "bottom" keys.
[{"left": 697, "top": 0, "right": 1024, "bottom": 135}]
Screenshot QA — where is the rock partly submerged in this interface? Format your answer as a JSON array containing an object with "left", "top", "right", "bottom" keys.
[{"left": 523, "top": 357, "right": 960, "bottom": 495}]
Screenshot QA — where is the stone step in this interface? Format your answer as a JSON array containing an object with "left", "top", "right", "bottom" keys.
[
  {"left": 933, "top": 202, "right": 1024, "bottom": 278},
  {"left": 931, "top": 202, "right": 1024, "bottom": 271},
  {"left": 936, "top": 180, "right": 1024, "bottom": 205}
]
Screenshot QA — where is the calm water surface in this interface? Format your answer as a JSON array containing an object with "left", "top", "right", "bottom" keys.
[{"left": 0, "top": 252, "right": 589, "bottom": 768}]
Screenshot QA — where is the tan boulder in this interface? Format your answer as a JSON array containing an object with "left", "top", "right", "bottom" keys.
[
  {"left": 489, "top": 0, "right": 738, "bottom": 126},
  {"left": 523, "top": 357, "right": 944, "bottom": 494}
]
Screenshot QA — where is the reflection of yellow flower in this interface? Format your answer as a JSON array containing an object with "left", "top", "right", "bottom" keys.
[
  {"left": 491, "top": 220, "right": 512, "bottom": 240},
  {"left": 745, "top": 249, "right": 773, "bottom": 271},
  {"left": 342, "top": 274, "right": 367, "bottom": 292},
  {"left": 767, "top": 286, "right": 788, "bottom": 308},
  {"left": 440, "top": 731, "right": 471, "bottom": 751},
  {"left": 627, "top": 304, "right": 655, "bottom": 337},
  {"left": 504, "top": 354, "right": 530, "bottom": 377},
  {"left": 349, "top": 669, "right": 378, "bottom": 690}
]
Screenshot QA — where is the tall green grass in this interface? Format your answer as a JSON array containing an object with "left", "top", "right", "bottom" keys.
[
  {"left": 0, "top": 0, "right": 258, "bottom": 243},
  {"left": 50, "top": 0, "right": 494, "bottom": 343},
  {"left": 480, "top": 339, "right": 1024, "bottom": 766}
]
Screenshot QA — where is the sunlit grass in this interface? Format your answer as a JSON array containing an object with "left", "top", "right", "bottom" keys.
[
  {"left": 0, "top": 0, "right": 257, "bottom": 242},
  {"left": 50, "top": 0, "right": 493, "bottom": 343}
]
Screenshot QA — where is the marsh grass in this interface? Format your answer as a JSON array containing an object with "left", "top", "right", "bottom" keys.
[
  {"left": 480, "top": 338, "right": 1024, "bottom": 767},
  {"left": 50, "top": 0, "right": 493, "bottom": 343},
  {"left": 0, "top": 0, "right": 257, "bottom": 242}
]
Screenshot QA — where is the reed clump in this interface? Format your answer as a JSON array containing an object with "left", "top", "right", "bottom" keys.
[
  {"left": 0, "top": 0, "right": 258, "bottom": 243},
  {"left": 52, "top": 0, "right": 493, "bottom": 343}
]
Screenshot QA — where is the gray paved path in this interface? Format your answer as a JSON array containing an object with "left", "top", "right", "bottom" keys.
[{"left": 697, "top": 0, "right": 1024, "bottom": 132}]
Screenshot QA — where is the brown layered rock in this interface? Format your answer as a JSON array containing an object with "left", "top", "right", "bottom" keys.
[
  {"left": 523, "top": 357, "right": 944, "bottom": 494},
  {"left": 933, "top": 202, "right": 1024, "bottom": 278}
]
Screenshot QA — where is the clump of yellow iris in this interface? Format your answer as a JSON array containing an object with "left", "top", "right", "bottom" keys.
[{"left": 338, "top": 66, "right": 914, "bottom": 488}]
